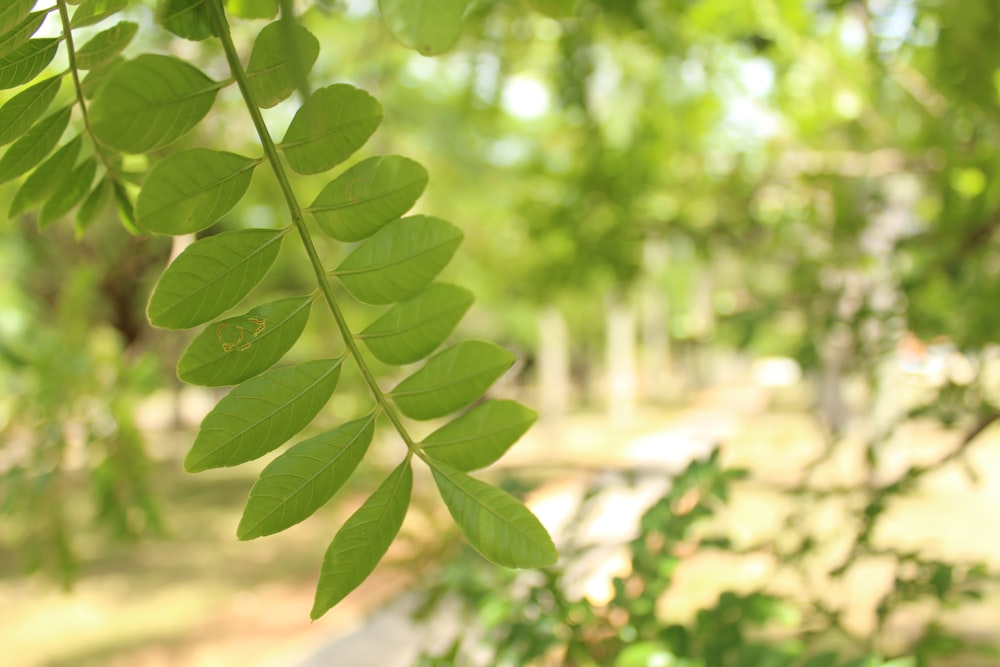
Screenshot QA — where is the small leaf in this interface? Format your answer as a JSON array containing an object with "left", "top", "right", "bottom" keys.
[
  {"left": 0, "top": 75, "right": 60, "bottom": 146},
  {"left": 430, "top": 460, "right": 557, "bottom": 568},
  {"left": 0, "top": 105, "right": 70, "bottom": 184},
  {"left": 90, "top": 54, "right": 221, "bottom": 153},
  {"left": 184, "top": 358, "right": 343, "bottom": 472},
  {"left": 389, "top": 341, "right": 515, "bottom": 420},
  {"left": 136, "top": 148, "right": 258, "bottom": 235},
  {"left": 156, "top": 0, "right": 215, "bottom": 41},
  {"left": 0, "top": 0, "right": 34, "bottom": 36},
  {"left": 421, "top": 400, "right": 537, "bottom": 471},
  {"left": 39, "top": 157, "right": 97, "bottom": 228},
  {"left": 0, "top": 11, "right": 47, "bottom": 60},
  {"left": 177, "top": 296, "right": 313, "bottom": 387},
  {"left": 379, "top": 0, "right": 468, "bottom": 55},
  {"left": 147, "top": 227, "right": 286, "bottom": 329},
  {"left": 239, "top": 414, "right": 375, "bottom": 540},
  {"left": 312, "top": 460, "right": 411, "bottom": 619},
  {"left": 246, "top": 20, "right": 319, "bottom": 108},
  {"left": 335, "top": 215, "right": 462, "bottom": 305},
  {"left": 76, "top": 178, "right": 114, "bottom": 233},
  {"left": 280, "top": 84, "right": 382, "bottom": 175},
  {"left": 309, "top": 155, "right": 428, "bottom": 242},
  {"left": 359, "top": 283, "right": 472, "bottom": 365},
  {"left": 75, "top": 21, "right": 138, "bottom": 70},
  {"left": 71, "top": 0, "right": 128, "bottom": 28},
  {"left": 226, "top": 0, "right": 277, "bottom": 19},
  {"left": 0, "top": 38, "right": 60, "bottom": 90},
  {"left": 113, "top": 178, "right": 139, "bottom": 232},
  {"left": 9, "top": 134, "right": 82, "bottom": 217}
]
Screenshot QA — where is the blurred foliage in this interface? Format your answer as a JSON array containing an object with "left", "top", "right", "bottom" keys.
[{"left": 415, "top": 448, "right": 998, "bottom": 666}]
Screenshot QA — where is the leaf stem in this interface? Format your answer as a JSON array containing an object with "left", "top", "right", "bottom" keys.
[
  {"left": 205, "top": 0, "right": 419, "bottom": 453},
  {"left": 53, "top": 0, "right": 119, "bottom": 179}
]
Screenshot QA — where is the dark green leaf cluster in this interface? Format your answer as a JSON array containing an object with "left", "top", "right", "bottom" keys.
[{"left": 0, "top": 0, "right": 556, "bottom": 616}]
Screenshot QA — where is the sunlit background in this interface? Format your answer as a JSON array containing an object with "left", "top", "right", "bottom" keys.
[{"left": 3, "top": 0, "right": 1000, "bottom": 665}]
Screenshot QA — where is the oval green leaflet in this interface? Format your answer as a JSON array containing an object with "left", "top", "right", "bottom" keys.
[
  {"left": 421, "top": 399, "right": 538, "bottom": 472},
  {"left": 335, "top": 215, "right": 463, "bottom": 305},
  {"left": 0, "top": 76, "right": 60, "bottom": 147},
  {"left": 389, "top": 340, "right": 516, "bottom": 420},
  {"left": 430, "top": 460, "right": 557, "bottom": 568},
  {"left": 39, "top": 158, "right": 97, "bottom": 228},
  {"left": 157, "top": 0, "right": 216, "bottom": 41},
  {"left": 238, "top": 414, "right": 376, "bottom": 540},
  {"left": 378, "top": 0, "right": 468, "bottom": 55},
  {"left": 184, "top": 358, "right": 343, "bottom": 472},
  {"left": 246, "top": 20, "right": 319, "bottom": 108},
  {"left": 0, "top": 11, "right": 47, "bottom": 60},
  {"left": 308, "top": 155, "right": 428, "bottom": 242},
  {"left": 177, "top": 295, "right": 314, "bottom": 387},
  {"left": 9, "top": 135, "right": 83, "bottom": 217},
  {"left": 0, "top": 38, "right": 60, "bottom": 90},
  {"left": 90, "top": 54, "right": 223, "bottom": 153},
  {"left": 75, "top": 21, "right": 139, "bottom": 70},
  {"left": 71, "top": 0, "right": 129, "bottom": 28},
  {"left": 147, "top": 227, "right": 286, "bottom": 330},
  {"left": 0, "top": 0, "right": 35, "bottom": 36},
  {"left": 311, "top": 460, "right": 412, "bottom": 619},
  {"left": 280, "top": 84, "right": 383, "bottom": 175},
  {"left": 136, "top": 148, "right": 260, "bottom": 235},
  {"left": 359, "top": 283, "right": 472, "bottom": 365},
  {"left": 0, "top": 105, "right": 71, "bottom": 184}
]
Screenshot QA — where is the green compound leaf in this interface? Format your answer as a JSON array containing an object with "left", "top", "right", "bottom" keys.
[
  {"left": 430, "top": 461, "right": 557, "bottom": 568},
  {"left": 9, "top": 135, "right": 82, "bottom": 217},
  {"left": 77, "top": 178, "right": 114, "bottom": 232},
  {"left": 335, "top": 215, "right": 463, "bottom": 305},
  {"left": 177, "top": 295, "right": 313, "bottom": 387},
  {"left": 359, "top": 283, "right": 472, "bottom": 365},
  {"left": 389, "top": 340, "right": 515, "bottom": 420},
  {"left": 280, "top": 84, "right": 382, "bottom": 175},
  {"left": 185, "top": 358, "right": 343, "bottom": 472},
  {"left": 147, "top": 227, "right": 285, "bottom": 330},
  {"left": 238, "top": 414, "right": 375, "bottom": 540},
  {"left": 246, "top": 20, "right": 319, "bottom": 109},
  {"left": 90, "top": 54, "right": 221, "bottom": 153},
  {"left": 136, "top": 149, "right": 259, "bottom": 235},
  {"left": 421, "top": 400, "right": 538, "bottom": 472},
  {"left": 312, "top": 460, "right": 411, "bottom": 619},
  {"left": 309, "top": 155, "right": 428, "bottom": 242},
  {"left": 39, "top": 157, "right": 96, "bottom": 227},
  {"left": 71, "top": 0, "right": 128, "bottom": 28},
  {"left": 0, "top": 105, "right": 70, "bottom": 184},
  {"left": 0, "top": 11, "right": 47, "bottom": 60},
  {"left": 0, "top": 76, "right": 60, "bottom": 146},
  {"left": 378, "top": 0, "right": 468, "bottom": 55},
  {"left": 0, "top": 38, "right": 60, "bottom": 90},
  {"left": 0, "top": 0, "right": 34, "bottom": 36},
  {"left": 226, "top": 0, "right": 277, "bottom": 19},
  {"left": 75, "top": 21, "right": 138, "bottom": 70},
  {"left": 156, "top": 0, "right": 215, "bottom": 41}
]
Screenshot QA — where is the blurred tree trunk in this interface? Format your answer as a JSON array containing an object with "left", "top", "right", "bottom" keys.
[
  {"left": 537, "top": 306, "right": 570, "bottom": 427},
  {"left": 606, "top": 292, "right": 637, "bottom": 425}
]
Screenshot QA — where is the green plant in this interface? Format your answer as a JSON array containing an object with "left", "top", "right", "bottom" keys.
[{"left": 1, "top": 0, "right": 555, "bottom": 616}]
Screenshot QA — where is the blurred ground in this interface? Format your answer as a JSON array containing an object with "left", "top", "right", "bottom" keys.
[{"left": 3, "top": 380, "right": 999, "bottom": 666}]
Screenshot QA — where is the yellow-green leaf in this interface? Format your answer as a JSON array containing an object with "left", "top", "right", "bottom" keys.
[
  {"left": 421, "top": 400, "right": 537, "bottom": 471},
  {"left": 71, "top": 0, "right": 128, "bottom": 28},
  {"left": 239, "top": 414, "right": 375, "bottom": 540},
  {"left": 389, "top": 340, "right": 515, "bottom": 420},
  {"left": 147, "top": 228, "right": 286, "bottom": 329},
  {"left": 280, "top": 84, "right": 382, "bottom": 175},
  {"left": 185, "top": 358, "right": 343, "bottom": 472},
  {"left": 0, "top": 38, "right": 59, "bottom": 90},
  {"left": 0, "top": 75, "right": 60, "bottom": 146},
  {"left": 75, "top": 20, "right": 138, "bottom": 70},
  {"left": 246, "top": 20, "right": 319, "bottom": 108},
  {"left": 312, "top": 461, "right": 411, "bottom": 619},
  {"left": 0, "top": 105, "right": 70, "bottom": 184}
]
